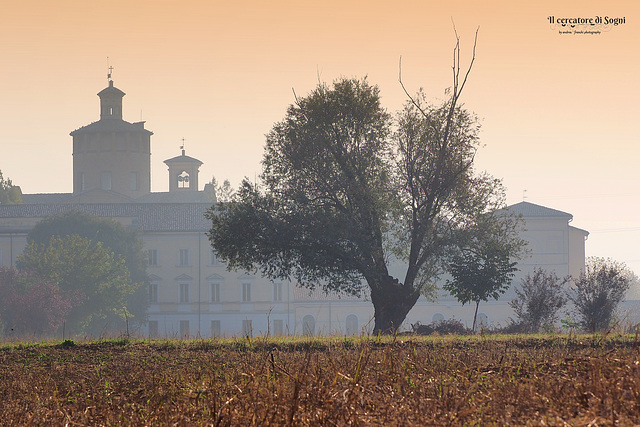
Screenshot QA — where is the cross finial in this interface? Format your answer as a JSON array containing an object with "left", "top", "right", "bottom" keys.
[
  {"left": 180, "top": 138, "right": 186, "bottom": 155},
  {"left": 107, "top": 57, "right": 113, "bottom": 82}
]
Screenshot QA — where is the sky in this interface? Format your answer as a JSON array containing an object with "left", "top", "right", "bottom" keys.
[{"left": 1, "top": 1, "right": 638, "bottom": 275}]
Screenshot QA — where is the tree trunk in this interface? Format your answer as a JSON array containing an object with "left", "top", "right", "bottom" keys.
[
  {"left": 370, "top": 276, "right": 420, "bottom": 334},
  {"left": 472, "top": 300, "right": 480, "bottom": 331}
]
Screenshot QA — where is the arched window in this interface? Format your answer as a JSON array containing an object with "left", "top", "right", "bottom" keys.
[
  {"left": 345, "top": 314, "right": 359, "bottom": 335},
  {"left": 302, "top": 315, "right": 315, "bottom": 336},
  {"left": 177, "top": 170, "right": 190, "bottom": 189},
  {"left": 432, "top": 313, "right": 445, "bottom": 323}
]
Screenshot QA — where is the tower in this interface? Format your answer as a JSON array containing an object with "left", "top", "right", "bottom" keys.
[
  {"left": 70, "top": 78, "right": 153, "bottom": 199},
  {"left": 164, "top": 147, "right": 203, "bottom": 192}
]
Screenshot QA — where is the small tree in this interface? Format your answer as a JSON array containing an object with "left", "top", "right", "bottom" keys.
[
  {"left": 568, "top": 257, "right": 632, "bottom": 332},
  {"left": 0, "top": 267, "right": 83, "bottom": 336},
  {"left": 0, "top": 170, "right": 22, "bottom": 204},
  {"left": 444, "top": 235, "right": 519, "bottom": 331},
  {"left": 510, "top": 268, "right": 568, "bottom": 333}
]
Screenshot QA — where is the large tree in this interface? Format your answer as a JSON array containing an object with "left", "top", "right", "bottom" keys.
[
  {"left": 207, "top": 39, "right": 522, "bottom": 333},
  {"left": 17, "top": 235, "right": 138, "bottom": 335},
  {"left": 27, "top": 210, "right": 149, "bottom": 327}
]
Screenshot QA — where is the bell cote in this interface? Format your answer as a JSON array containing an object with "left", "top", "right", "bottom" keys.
[{"left": 98, "top": 80, "right": 125, "bottom": 120}]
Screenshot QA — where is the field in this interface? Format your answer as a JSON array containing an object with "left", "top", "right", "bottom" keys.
[{"left": 1, "top": 334, "right": 639, "bottom": 425}]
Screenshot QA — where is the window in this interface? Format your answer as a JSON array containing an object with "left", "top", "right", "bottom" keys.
[
  {"left": 148, "top": 320, "right": 159, "bottom": 338},
  {"left": 179, "top": 283, "right": 190, "bottom": 303},
  {"left": 101, "top": 172, "right": 112, "bottom": 190},
  {"left": 242, "top": 282, "right": 251, "bottom": 302},
  {"left": 180, "top": 320, "right": 190, "bottom": 337},
  {"left": 302, "top": 315, "right": 315, "bottom": 336},
  {"left": 345, "top": 314, "right": 359, "bottom": 336},
  {"left": 272, "top": 319, "right": 284, "bottom": 336},
  {"left": 147, "top": 249, "right": 158, "bottom": 266},
  {"left": 0, "top": 249, "right": 2, "bottom": 266},
  {"left": 130, "top": 172, "right": 139, "bottom": 191},
  {"left": 273, "top": 282, "right": 282, "bottom": 302},
  {"left": 210, "top": 250, "right": 220, "bottom": 266},
  {"left": 80, "top": 173, "right": 85, "bottom": 192},
  {"left": 242, "top": 319, "right": 253, "bottom": 337},
  {"left": 179, "top": 249, "right": 189, "bottom": 266},
  {"left": 177, "top": 171, "right": 190, "bottom": 189},
  {"left": 148, "top": 283, "right": 158, "bottom": 303},
  {"left": 211, "top": 320, "right": 221, "bottom": 338},
  {"left": 210, "top": 282, "right": 220, "bottom": 303}
]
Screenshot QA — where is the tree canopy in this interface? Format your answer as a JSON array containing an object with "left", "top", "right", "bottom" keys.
[
  {"left": 23, "top": 211, "right": 149, "bottom": 334},
  {"left": 568, "top": 257, "right": 632, "bottom": 332},
  {"left": 0, "top": 170, "right": 22, "bottom": 204},
  {"left": 207, "top": 42, "right": 523, "bottom": 333},
  {"left": 17, "top": 235, "right": 139, "bottom": 335}
]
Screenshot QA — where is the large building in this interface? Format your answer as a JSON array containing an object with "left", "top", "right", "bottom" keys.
[{"left": 0, "top": 79, "right": 591, "bottom": 337}]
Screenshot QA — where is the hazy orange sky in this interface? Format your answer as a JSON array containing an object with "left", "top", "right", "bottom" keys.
[{"left": 1, "top": 1, "right": 638, "bottom": 274}]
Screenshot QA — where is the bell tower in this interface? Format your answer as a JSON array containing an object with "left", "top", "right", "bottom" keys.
[
  {"left": 164, "top": 145, "right": 203, "bottom": 192},
  {"left": 70, "top": 70, "right": 153, "bottom": 199}
]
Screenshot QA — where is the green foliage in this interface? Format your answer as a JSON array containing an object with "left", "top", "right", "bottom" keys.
[
  {"left": 17, "top": 235, "right": 138, "bottom": 335},
  {"left": 510, "top": 268, "right": 569, "bottom": 333},
  {"left": 568, "top": 257, "right": 632, "bottom": 332},
  {"left": 444, "top": 235, "right": 519, "bottom": 330},
  {"left": 210, "top": 176, "right": 235, "bottom": 203},
  {"left": 0, "top": 170, "right": 22, "bottom": 204},
  {"left": 207, "top": 76, "right": 524, "bottom": 333},
  {"left": 27, "top": 211, "right": 149, "bottom": 326}
]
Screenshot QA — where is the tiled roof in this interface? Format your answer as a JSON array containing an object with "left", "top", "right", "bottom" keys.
[
  {"left": 21, "top": 193, "right": 74, "bottom": 204},
  {"left": 135, "top": 191, "right": 214, "bottom": 204},
  {"left": 0, "top": 203, "right": 213, "bottom": 232},
  {"left": 505, "top": 202, "right": 572, "bottom": 219}
]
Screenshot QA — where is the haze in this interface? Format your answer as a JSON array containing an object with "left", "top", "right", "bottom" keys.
[{"left": 1, "top": 0, "right": 638, "bottom": 275}]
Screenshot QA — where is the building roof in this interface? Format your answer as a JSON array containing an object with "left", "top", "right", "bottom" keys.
[
  {"left": 21, "top": 193, "right": 74, "bottom": 204},
  {"left": 505, "top": 201, "right": 573, "bottom": 220},
  {"left": 136, "top": 191, "right": 214, "bottom": 204},
  {"left": 0, "top": 202, "right": 212, "bottom": 232},
  {"left": 163, "top": 152, "right": 203, "bottom": 165},
  {"left": 70, "top": 119, "right": 152, "bottom": 136}
]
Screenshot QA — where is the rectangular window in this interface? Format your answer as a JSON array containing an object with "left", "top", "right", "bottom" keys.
[
  {"left": 272, "top": 319, "right": 284, "bottom": 336},
  {"left": 130, "top": 172, "right": 139, "bottom": 191},
  {"left": 242, "top": 282, "right": 251, "bottom": 302},
  {"left": 147, "top": 249, "right": 158, "bottom": 266},
  {"left": 180, "top": 320, "right": 190, "bottom": 337},
  {"left": 149, "top": 283, "right": 158, "bottom": 303},
  {"left": 0, "top": 249, "right": 3, "bottom": 266},
  {"left": 179, "top": 249, "right": 190, "bottom": 266},
  {"left": 210, "top": 250, "right": 220, "bottom": 266},
  {"left": 179, "top": 283, "right": 190, "bottom": 303},
  {"left": 80, "top": 173, "right": 85, "bottom": 192},
  {"left": 242, "top": 319, "right": 252, "bottom": 337},
  {"left": 273, "top": 282, "right": 282, "bottom": 302},
  {"left": 211, "top": 320, "right": 221, "bottom": 338},
  {"left": 148, "top": 320, "right": 159, "bottom": 338},
  {"left": 211, "top": 283, "right": 220, "bottom": 303},
  {"left": 101, "top": 171, "right": 112, "bottom": 190}
]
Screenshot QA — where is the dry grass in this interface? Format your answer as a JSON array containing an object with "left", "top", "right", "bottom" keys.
[{"left": 1, "top": 334, "right": 639, "bottom": 425}]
